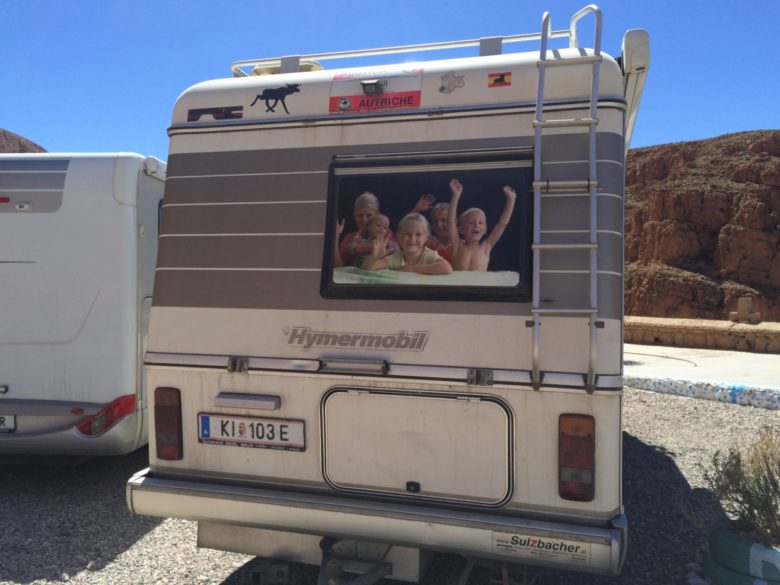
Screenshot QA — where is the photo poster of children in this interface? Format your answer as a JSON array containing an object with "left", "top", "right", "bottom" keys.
[{"left": 331, "top": 163, "right": 533, "bottom": 280}]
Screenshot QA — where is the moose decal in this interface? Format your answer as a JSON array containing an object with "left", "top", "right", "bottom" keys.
[{"left": 250, "top": 84, "right": 300, "bottom": 114}]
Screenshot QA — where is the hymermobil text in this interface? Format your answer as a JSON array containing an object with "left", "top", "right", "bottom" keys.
[{"left": 286, "top": 327, "right": 429, "bottom": 351}]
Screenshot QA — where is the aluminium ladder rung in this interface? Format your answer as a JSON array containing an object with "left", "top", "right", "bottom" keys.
[
  {"left": 532, "top": 179, "right": 597, "bottom": 191},
  {"left": 531, "top": 309, "right": 598, "bottom": 317},
  {"left": 539, "top": 192, "right": 591, "bottom": 199},
  {"left": 537, "top": 54, "right": 602, "bottom": 67},
  {"left": 532, "top": 243, "right": 597, "bottom": 251},
  {"left": 533, "top": 118, "right": 598, "bottom": 129}
]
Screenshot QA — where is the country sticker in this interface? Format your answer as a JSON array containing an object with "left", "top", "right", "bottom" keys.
[
  {"left": 488, "top": 72, "right": 512, "bottom": 88},
  {"left": 329, "top": 68, "right": 424, "bottom": 113}
]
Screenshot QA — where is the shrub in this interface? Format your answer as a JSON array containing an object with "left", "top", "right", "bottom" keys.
[{"left": 705, "top": 426, "right": 780, "bottom": 546}]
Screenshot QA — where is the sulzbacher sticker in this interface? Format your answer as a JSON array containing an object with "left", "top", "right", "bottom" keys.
[{"left": 492, "top": 532, "right": 591, "bottom": 565}]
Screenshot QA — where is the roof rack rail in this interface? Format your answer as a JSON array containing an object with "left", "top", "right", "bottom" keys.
[{"left": 231, "top": 4, "right": 602, "bottom": 77}]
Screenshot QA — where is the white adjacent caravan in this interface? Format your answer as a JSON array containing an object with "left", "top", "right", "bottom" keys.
[
  {"left": 127, "top": 6, "right": 648, "bottom": 581},
  {"left": 0, "top": 153, "right": 166, "bottom": 456}
]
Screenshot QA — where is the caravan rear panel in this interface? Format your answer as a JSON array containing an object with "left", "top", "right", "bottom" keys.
[{"left": 128, "top": 6, "right": 649, "bottom": 579}]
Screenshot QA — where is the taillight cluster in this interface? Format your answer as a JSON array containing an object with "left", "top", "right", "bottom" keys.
[
  {"left": 558, "top": 414, "right": 595, "bottom": 502},
  {"left": 76, "top": 394, "right": 136, "bottom": 436},
  {"left": 154, "top": 387, "right": 183, "bottom": 460}
]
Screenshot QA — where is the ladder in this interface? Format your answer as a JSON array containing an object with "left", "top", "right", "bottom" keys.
[{"left": 530, "top": 5, "right": 603, "bottom": 392}]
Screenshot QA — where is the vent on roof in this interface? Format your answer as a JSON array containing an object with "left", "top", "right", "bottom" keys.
[{"left": 251, "top": 59, "right": 324, "bottom": 76}]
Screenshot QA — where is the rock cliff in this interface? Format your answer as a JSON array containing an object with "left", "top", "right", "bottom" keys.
[
  {"left": 0, "top": 128, "right": 46, "bottom": 153},
  {"left": 625, "top": 130, "right": 780, "bottom": 320}
]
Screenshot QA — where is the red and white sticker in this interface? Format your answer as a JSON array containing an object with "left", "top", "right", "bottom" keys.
[{"left": 330, "top": 69, "right": 423, "bottom": 113}]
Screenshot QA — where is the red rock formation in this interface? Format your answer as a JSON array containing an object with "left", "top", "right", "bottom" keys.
[
  {"left": 625, "top": 130, "right": 780, "bottom": 320},
  {"left": 0, "top": 129, "right": 46, "bottom": 153}
]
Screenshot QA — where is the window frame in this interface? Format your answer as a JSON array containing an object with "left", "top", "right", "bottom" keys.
[{"left": 321, "top": 148, "right": 534, "bottom": 303}]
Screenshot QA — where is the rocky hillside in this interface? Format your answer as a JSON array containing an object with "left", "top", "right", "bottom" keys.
[
  {"left": 625, "top": 130, "right": 780, "bottom": 321},
  {"left": 0, "top": 128, "right": 45, "bottom": 153}
]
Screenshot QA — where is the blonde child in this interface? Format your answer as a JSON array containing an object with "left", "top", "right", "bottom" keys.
[
  {"left": 362, "top": 213, "right": 452, "bottom": 275},
  {"left": 337, "top": 192, "right": 396, "bottom": 267},
  {"left": 411, "top": 195, "right": 454, "bottom": 262},
  {"left": 447, "top": 178, "right": 516, "bottom": 271},
  {"left": 336, "top": 213, "right": 399, "bottom": 267},
  {"left": 428, "top": 202, "right": 454, "bottom": 262},
  {"left": 367, "top": 214, "right": 399, "bottom": 253}
]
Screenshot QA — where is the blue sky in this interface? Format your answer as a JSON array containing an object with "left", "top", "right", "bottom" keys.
[{"left": 2, "top": 0, "right": 778, "bottom": 161}]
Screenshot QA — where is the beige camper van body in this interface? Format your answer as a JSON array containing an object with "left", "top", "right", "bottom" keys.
[{"left": 128, "top": 7, "right": 649, "bottom": 580}]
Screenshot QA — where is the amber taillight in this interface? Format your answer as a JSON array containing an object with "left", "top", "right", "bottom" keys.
[
  {"left": 559, "top": 414, "right": 595, "bottom": 502},
  {"left": 154, "top": 387, "right": 183, "bottom": 461}
]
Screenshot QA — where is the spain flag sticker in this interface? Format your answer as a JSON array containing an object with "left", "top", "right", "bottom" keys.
[{"left": 488, "top": 72, "right": 512, "bottom": 88}]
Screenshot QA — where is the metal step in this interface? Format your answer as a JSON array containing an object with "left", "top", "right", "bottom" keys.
[
  {"left": 531, "top": 308, "right": 598, "bottom": 315},
  {"left": 532, "top": 179, "right": 597, "bottom": 191},
  {"left": 532, "top": 243, "right": 597, "bottom": 251},
  {"left": 537, "top": 54, "right": 603, "bottom": 67},
  {"left": 533, "top": 117, "right": 598, "bottom": 129},
  {"left": 538, "top": 191, "right": 591, "bottom": 199}
]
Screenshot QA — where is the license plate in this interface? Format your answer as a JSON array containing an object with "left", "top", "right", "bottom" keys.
[
  {"left": 0, "top": 415, "right": 16, "bottom": 433},
  {"left": 198, "top": 413, "right": 305, "bottom": 451}
]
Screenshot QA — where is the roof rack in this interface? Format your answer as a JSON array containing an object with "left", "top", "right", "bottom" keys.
[{"left": 231, "top": 4, "right": 601, "bottom": 77}]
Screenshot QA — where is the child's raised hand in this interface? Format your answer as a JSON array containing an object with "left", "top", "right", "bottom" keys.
[
  {"left": 502, "top": 185, "right": 517, "bottom": 200},
  {"left": 449, "top": 178, "right": 463, "bottom": 197},
  {"left": 370, "top": 234, "right": 387, "bottom": 258},
  {"left": 414, "top": 193, "right": 435, "bottom": 213},
  {"left": 336, "top": 218, "right": 345, "bottom": 236}
]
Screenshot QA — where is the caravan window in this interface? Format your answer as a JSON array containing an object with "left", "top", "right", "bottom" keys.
[{"left": 322, "top": 150, "right": 533, "bottom": 302}]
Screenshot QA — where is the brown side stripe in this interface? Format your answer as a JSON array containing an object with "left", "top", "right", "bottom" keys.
[
  {"left": 161, "top": 201, "right": 325, "bottom": 235},
  {"left": 157, "top": 235, "right": 323, "bottom": 269}
]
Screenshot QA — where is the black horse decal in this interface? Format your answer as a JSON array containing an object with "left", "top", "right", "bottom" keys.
[{"left": 250, "top": 84, "right": 300, "bottom": 114}]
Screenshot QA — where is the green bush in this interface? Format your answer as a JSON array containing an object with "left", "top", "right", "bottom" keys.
[{"left": 705, "top": 426, "right": 780, "bottom": 546}]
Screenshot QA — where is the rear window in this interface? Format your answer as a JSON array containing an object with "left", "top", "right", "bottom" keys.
[{"left": 321, "top": 150, "right": 532, "bottom": 302}]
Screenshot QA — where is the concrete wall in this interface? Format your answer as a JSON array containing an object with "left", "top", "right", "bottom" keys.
[{"left": 624, "top": 317, "right": 780, "bottom": 353}]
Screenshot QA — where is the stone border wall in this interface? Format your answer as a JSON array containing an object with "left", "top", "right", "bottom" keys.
[{"left": 624, "top": 317, "right": 780, "bottom": 353}]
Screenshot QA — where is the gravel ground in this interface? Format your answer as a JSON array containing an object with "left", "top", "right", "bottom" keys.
[{"left": 1, "top": 387, "right": 778, "bottom": 585}]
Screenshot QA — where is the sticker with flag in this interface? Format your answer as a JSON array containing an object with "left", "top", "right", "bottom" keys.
[{"left": 488, "top": 72, "right": 512, "bottom": 88}]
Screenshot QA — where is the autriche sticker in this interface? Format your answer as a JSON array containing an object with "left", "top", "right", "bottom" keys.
[{"left": 329, "top": 68, "right": 423, "bottom": 113}]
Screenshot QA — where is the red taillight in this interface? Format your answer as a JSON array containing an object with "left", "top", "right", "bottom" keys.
[
  {"left": 154, "top": 387, "right": 183, "bottom": 461},
  {"left": 559, "top": 414, "right": 595, "bottom": 502},
  {"left": 76, "top": 394, "right": 136, "bottom": 436},
  {"left": 0, "top": 197, "right": 9, "bottom": 204}
]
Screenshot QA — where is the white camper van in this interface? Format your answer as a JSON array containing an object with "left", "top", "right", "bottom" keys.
[
  {"left": 0, "top": 153, "right": 166, "bottom": 456},
  {"left": 127, "top": 6, "right": 649, "bottom": 581}
]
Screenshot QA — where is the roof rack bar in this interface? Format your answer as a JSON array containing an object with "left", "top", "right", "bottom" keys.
[{"left": 232, "top": 29, "right": 571, "bottom": 77}]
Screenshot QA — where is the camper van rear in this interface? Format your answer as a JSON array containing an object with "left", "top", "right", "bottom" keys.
[
  {"left": 0, "top": 153, "right": 165, "bottom": 455},
  {"left": 128, "top": 6, "right": 648, "bottom": 581}
]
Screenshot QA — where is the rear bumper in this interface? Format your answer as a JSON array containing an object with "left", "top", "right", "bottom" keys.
[
  {"left": 0, "top": 411, "right": 145, "bottom": 456},
  {"left": 127, "top": 468, "right": 627, "bottom": 575}
]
